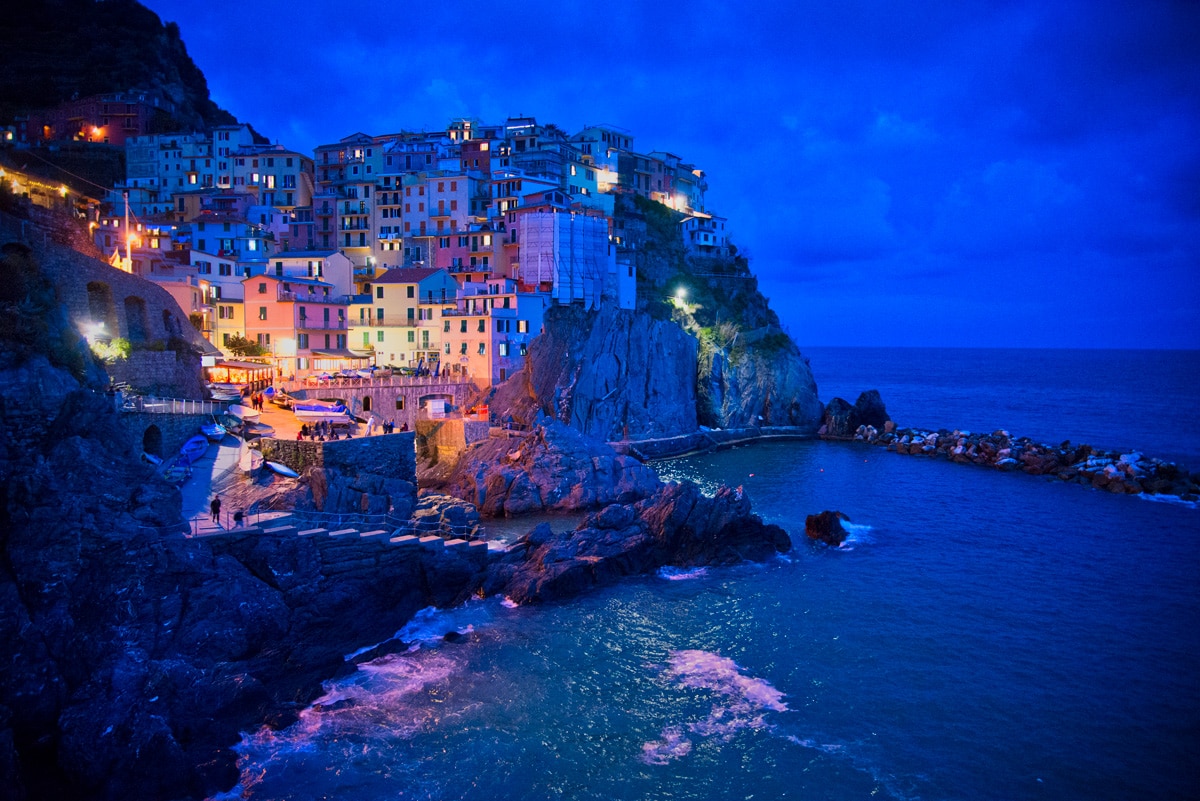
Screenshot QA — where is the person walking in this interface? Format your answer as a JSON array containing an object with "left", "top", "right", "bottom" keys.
[
  {"left": 210, "top": 495, "right": 222, "bottom": 525},
  {"left": 366, "top": 415, "right": 376, "bottom": 436}
]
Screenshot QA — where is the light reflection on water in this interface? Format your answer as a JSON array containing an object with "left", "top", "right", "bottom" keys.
[{"left": 221, "top": 441, "right": 1199, "bottom": 801}]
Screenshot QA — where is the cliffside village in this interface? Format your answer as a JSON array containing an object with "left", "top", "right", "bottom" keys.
[{"left": 6, "top": 93, "right": 733, "bottom": 392}]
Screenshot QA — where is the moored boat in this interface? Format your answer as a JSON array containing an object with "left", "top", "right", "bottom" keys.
[
  {"left": 227, "top": 403, "right": 261, "bottom": 423},
  {"left": 265, "top": 460, "right": 300, "bottom": 478},
  {"left": 179, "top": 435, "right": 209, "bottom": 465},
  {"left": 292, "top": 399, "right": 352, "bottom": 424},
  {"left": 200, "top": 420, "right": 226, "bottom": 442}
]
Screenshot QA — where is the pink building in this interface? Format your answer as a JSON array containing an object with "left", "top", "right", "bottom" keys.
[{"left": 242, "top": 274, "right": 353, "bottom": 377}]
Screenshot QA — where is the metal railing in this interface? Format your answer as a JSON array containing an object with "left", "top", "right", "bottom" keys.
[
  {"left": 274, "top": 374, "right": 476, "bottom": 394},
  {"left": 120, "top": 395, "right": 226, "bottom": 415}
]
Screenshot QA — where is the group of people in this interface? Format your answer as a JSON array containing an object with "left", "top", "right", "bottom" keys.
[
  {"left": 247, "top": 392, "right": 267, "bottom": 411},
  {"left": 297, "top": 420, "right": 347, "bottom": 441},
  {"left": 364, "top": 416, "right": 407, "bottom": 435}
]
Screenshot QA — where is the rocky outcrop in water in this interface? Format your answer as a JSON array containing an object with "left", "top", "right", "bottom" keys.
[
  {"left": 805, "top": 511, "right": 851, "bottom": 546},
  {"left": 438, "top": 418, "right": 660, "bottom": 516},
  {"left": 819, "top": 390, "right": 892, "bottom": 438},
  {"left": 484, "top": 481, "right": 790, "bottom": 604}
]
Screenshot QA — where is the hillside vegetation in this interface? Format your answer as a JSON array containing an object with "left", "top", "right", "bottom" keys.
[{"left": 0, "top": 0, "right": 236, "bottom": 131}]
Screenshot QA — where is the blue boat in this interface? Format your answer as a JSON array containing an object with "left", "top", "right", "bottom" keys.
[
  {"left": 265, "top": 460, "right": 300, "bottom": 478},
  {"left": 179, "top": 435, "right": 209, "bottom": 466},
  {"left": 200, "top": 420, "right": 226, "bottom": 442}
]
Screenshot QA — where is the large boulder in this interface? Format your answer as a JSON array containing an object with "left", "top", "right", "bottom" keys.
[
  {"left": 438, "top": 418, "right": 661, "bottom": 516},
  {"left": 805, "top": 510, "right": 850, "bottom": 546}
]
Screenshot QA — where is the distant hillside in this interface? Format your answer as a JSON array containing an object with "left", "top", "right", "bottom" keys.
[{"left": 0, "top": 0, "right": 237, "bottom": 131}]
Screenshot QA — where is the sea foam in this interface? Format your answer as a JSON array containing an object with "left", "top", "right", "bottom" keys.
[{"left": 642, "top": 649, "right": 787, "bottom": 763}]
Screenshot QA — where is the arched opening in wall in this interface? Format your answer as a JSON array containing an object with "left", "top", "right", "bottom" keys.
[
  {"left": 86, "top": 281, "right": 117, "bottom": 336},
  {"left": 142, "top": 424, "right": 163, "bottom": 457},
  {"left": 161, "top": 308, "right": 181, "bottom": 339},
  {"left": 362, "top": 395, "right": 372, "bottom": 413},
  {"left": 124, "top": 296, "right": 148, "bottom": 343}
]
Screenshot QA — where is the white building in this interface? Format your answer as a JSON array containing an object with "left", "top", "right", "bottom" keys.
[{"left": 517, "top": 211, "right": 633, "bottom": 310}]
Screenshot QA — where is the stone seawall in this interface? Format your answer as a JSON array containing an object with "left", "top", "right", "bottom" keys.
[
  {"left": 611, "top": 426, "right": 814, "bottom": 461},
  {"left": 258, "top": 433, "right": 417, "bottom": 478}
]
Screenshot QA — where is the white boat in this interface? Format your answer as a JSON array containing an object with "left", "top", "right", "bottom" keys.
[
  {"left": 292, "top": 400, "right": 352, "bottom": 423},
  {"left": 238, "top": 446, "right": 264, "bottom": 475},
  {"left": 266, "top": 460, "right": 300, "bottom": 478},
  {"left": 227, "top": 403, "right": 261, "bottom": 423}
]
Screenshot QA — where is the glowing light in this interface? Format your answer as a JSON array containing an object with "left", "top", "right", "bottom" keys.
[
  {"left": 59, "top": 185, "right": 68, "bottom": 197},
  {"left": 675, "top": 287, "right": 688, "bottom": 301}
]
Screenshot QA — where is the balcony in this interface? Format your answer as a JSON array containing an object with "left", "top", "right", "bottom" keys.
[
  {"left": 353, "top": 316, "right": 421, "bottom": 328},
  {"left": 277, "top": 289, "right": 351, "bottom": 304},
  {"left": 296, "top": 319, "right": 348, "bottom": 330}
]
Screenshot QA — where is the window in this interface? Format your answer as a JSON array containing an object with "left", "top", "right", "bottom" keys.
[
  {"left": 258, "top": 282, "right": 268, "bottom": 295},
  {"left": 298, "top": 333, "right": 308, "bottom": 348},
  {"left": 407, "top": 286, "right": 414, "bottom": 298},
  {"left": 258, "top": 307, "right": 267, "bottom": 320},
  {"left": 377, "top": 330, "right": 384, "bottom": 342},
  {"left": 407, "top": 331, "right": 415, "bottom": 343},
  {"left": 444, "top": 343, "right": 451, "bottom": 354},
  {"left": 395, "top": 397, "right": 405, "bottom": 410},
  {"left": 460, "top": 320, "right": 467, "bottom": 333},
  {"left": 517, "top": 320, "right": 528, "bottom": 333},
  {"left": 460, "top": 342, "right": 467, "bottom": 354},
  {"left": 478, "top": 342, "right": 486, "bottom": 355},
  {"left": 499, "top": 343, "right": 509, "bottom": 356},
  {"left": 443, "top": 320, "right": 450, "bottom": 332},
  {"left": 376, "top": 286, "right": 384, "bottom": 299},
  {"left": 520, "top": 343, "right": 527, "bottom": 356},
  {"left": 477, "top": 319, "right": 486, "bottom": 333}
]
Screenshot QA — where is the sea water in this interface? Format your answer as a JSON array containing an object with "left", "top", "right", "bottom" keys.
[{"left": 220, "top": 349, "right": 1200, "bottom": 800}]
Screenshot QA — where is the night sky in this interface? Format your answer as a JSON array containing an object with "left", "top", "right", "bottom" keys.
[{"left": 142, "top": 0, "right": 1199, "bottom": 349}]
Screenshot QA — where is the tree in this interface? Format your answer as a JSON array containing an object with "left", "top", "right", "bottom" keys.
[{"left": 224, "top": 333, "right": 267, "bottom": 357}]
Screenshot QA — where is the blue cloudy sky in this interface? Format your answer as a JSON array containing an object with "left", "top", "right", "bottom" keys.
[{"left": 144, "top": 0, "right": 1199, "bottom": 348}]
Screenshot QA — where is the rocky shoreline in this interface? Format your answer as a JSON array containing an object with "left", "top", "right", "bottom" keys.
[{"left": 837, "top": 423, "right": 1200, "bottom": 501}]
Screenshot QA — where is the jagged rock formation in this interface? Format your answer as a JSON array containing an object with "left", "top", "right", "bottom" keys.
[
  {"left": 437, "top": 418, "right": 660, "bottom": 516},
  {"left": 491, "top": 304, "right": 698, "bottom": 440},
  {"left": 819, "top": 390, "right": 892, "bottom": 438},
  {"left": 484, "top": 481, "right": 790, "bottom": 604}
]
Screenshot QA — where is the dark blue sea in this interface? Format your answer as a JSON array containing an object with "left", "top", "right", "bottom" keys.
[{"left": 218, "top": 348, "right": 1200, "bottom": 801}]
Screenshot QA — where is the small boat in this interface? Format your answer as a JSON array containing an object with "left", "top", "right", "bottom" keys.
[
  {"left": 179, "top": 435, "right": 209, "bottom": 465},
  {"left": 265, "top": 460, "right": 300, "bottom": 478},
  {"left": 161, "top": 464, "right": 190, "bottom": 485},
  {"left": 293, "top": 399, "right": 352, "bottom": 423},
  {"left": 200, "top": 420, "right": 226, "bottom": 442},
  {"left": 141, "top": 451, "right": 163, "bottom": 466},
  {"left": 227, "top": 403, "right": 261, "bottom": 423}
]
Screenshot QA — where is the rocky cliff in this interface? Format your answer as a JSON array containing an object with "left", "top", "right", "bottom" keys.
[
  {"left": 487, "top": 195, "right": 824, "bottom": 442},
  {"left": 490, "top": 304, "right": 699, "bottom": 440}
]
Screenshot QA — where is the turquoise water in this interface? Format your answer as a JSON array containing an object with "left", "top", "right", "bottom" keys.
[{"left": 219, "top": 350, "right": 1200, "bottom": 800}]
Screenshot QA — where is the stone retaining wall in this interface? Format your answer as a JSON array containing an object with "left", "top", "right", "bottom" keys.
[
  {"left": 202, "top": 522, "right": 492, "bottom": 579},
  {"left": 258, "top": 432, "right": 417, "bottom": 481},
  {"left": 120, "top": 410, "right": 211, "bottom": 458},
  {"left": 416, "top": 419, "right": 490, "bottom": 462}
]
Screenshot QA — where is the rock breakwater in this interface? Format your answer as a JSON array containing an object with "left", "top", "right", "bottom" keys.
[{"left": 847, "top": 424, "right": 1199, "bottom": 500}]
